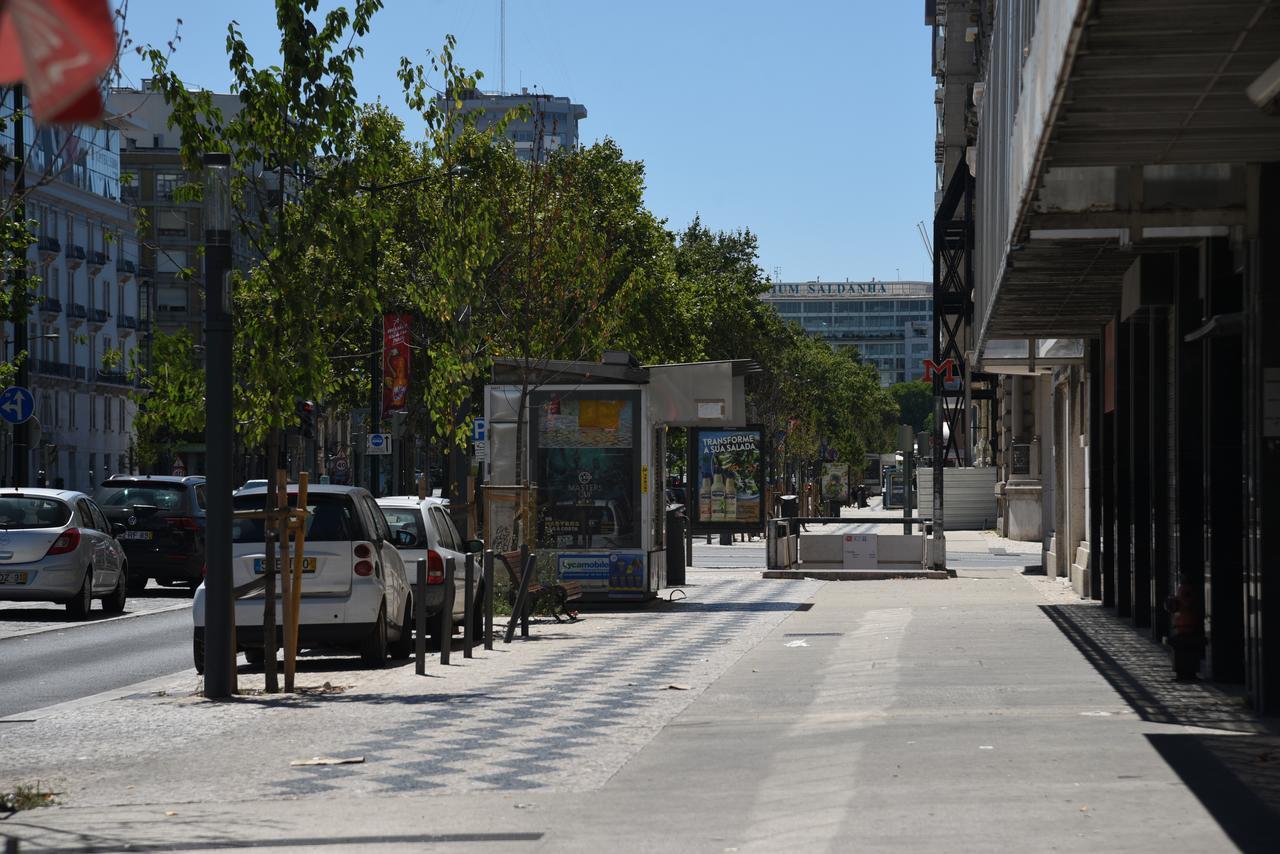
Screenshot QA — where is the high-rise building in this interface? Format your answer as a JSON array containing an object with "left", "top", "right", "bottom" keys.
[
  {"left": 761, "top": 281, "right": 933, "bottom": 385},
  {"left": 437, "top": 87, "right": 587, "bottom": 162},
  {"left": 1, "top": 89, "right": 142, "bottom": 490}
]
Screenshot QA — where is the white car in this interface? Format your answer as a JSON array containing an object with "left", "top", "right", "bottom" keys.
[
  {"left": 376, "top": 496, "right": 484, "bottom": 647},
  {"left": 0, "top": 488, "right": 128, "bottom": 619},
  {"left": 193, "top": 485, "right": 412, "bottom": 670}
]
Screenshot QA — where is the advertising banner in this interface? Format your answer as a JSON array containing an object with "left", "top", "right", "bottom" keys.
[
  {"left": 381, "top": 313, "right": 412, "bottom": 417},
  {"left": 821, "top": 462, "right": 850, "bottom": 504},
  {"left": 533, "top": 392, "right": 641, "bottom": 551},
  {"left": 689, "top": 427, "right": 765, "bottom": 531}
]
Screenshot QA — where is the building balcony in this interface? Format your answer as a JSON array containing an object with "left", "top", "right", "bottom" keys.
[
  {"left": 37, "top": 236, "right": 61, "bottom": 260},
  {"left": 64, "top": 244, "right": 86, "bottom": 269},
  {"left": 66, "top": 303, "right": 87, "bottom": 328},
  {"left": 116, "top": 258, "right": 136, "bottom": 282},
  {"left": 117, "top": 315, "right": 138, "bottom": 338},
  {"left": 136, "top": 266, "right": 154, "bottom": 282},
  {"left": 969, "top": 0, "right": 1280, "bottom": 361},
  {"left": 29, "top": 359, "right": 75, "bottom": 381},
  {"left": 87, "top": 308, "right": 109, "bottom": 330},
  {"left": 38, "top": 297, "right": 62, "bottom": 319},
  {"left": 87, "top": 251, "right": 109, "bottom": 274},
  {"left": 95, "top": 369, "right": 133, "bottom": 387}
]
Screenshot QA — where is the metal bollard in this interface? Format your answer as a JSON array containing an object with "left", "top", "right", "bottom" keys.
[
  {"left": 440, "top": 557, "right": 456, "bottom": 665},
  {"left": 519, "top": 543, "right": 531, "bottom": 639},
  {"left": 483, "top": 550, "right": 495, "bottom": 651},
  {"left": 415, "top": 558, "right": 427, "bottom": 675},
  {"left": 504, "top": 551, "right": 535, "bottom": 644},
  {"left": 463, "top": 553, "right": 475, "bottom": 659}
]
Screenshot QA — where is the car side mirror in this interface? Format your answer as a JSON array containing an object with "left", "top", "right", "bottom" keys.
[
  {"left": 394, "top": 529, "right": 419, "bottom": 548},
  {"left": 112, "top": 522, "right": 126, "bottom": 537},
  {"left": 465, "top": 538, "right": 484, "bottom": 554}
]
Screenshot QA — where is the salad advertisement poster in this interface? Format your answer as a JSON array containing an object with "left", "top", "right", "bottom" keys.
[{"left": 689, "top": 427, "right": 765, "bottom": 531}]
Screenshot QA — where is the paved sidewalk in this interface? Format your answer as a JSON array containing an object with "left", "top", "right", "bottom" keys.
[{"left": 3, "top": 551, "right": 1276, "bottom": 852}]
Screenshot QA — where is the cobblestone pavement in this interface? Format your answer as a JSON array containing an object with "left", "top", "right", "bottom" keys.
[
  {"left": 0, "top": 582, "right": 192, "bottom": 640},
  {"left": 0, "top": 571, "right": 823, "bottom": 808}
]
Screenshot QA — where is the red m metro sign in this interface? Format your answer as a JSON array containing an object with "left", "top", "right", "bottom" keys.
[{"left": 922, "top": 358, "right": 958, "bottom": 384}]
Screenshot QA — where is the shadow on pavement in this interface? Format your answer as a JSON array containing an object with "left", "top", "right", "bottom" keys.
[
  {"left": 1040, "top": 603, "right": 1265, "bottom": 733},
  {"left": 1042, "top": 602, "right": 1280, "bottom": 852},
  {"left": 1146, "top": 733, "right": 1280, "bottom": 854}
]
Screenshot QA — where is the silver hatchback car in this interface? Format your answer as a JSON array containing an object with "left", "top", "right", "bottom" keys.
[{"left": 0, "top": 488, "right": 129, "bottom": 619}]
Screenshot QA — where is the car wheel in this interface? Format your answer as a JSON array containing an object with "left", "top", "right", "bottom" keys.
[
  {"left": 193, "top": 629, "right": 205, "bottom": 674},
  {"left": 102, "top": 565, "right": 128, "bottom": 615},
  {"left": 360, "top": 606, "right": 389, "bottom": 668},
  {"left": 243, "top": 647, "right": 266, "bottom": 667},
  {"left": 66, "top": 568, "right": 93, "bottom": 620},
  {"left": 387, "top": 599, "right": 413, "bottom": 660}
]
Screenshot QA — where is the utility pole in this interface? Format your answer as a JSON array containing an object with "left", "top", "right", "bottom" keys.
[
  {"left": 202, "top": 152, "right": 235, "bottom": 699},
  {"left": 11, "top": 84, "right": 29, "bottom": 487}
]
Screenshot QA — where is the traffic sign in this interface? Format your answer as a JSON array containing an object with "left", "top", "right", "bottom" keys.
[
  {"left": 0, "top": 386, "right": 34, "bottom": 425},
  {"left": 472, "top": 417, "right": 486, "bottom": 443},
  {"left": 367, "top": 433, "right": 391, "bottom": 455}
]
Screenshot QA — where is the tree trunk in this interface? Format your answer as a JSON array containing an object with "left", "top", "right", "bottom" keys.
[{"left": 263, "top": 429, "right": 280, "bottom": 693}]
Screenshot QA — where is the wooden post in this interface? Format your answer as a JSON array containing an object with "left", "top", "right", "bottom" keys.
[
  {"left": 284, "top": 473, "right": 308, "bottom": 691},
  {"left": 277, "top": 470, "right": 294, "bottom": 692}
]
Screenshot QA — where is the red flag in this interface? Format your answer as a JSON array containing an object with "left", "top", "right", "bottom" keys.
[{"left": 0, "top": 0, "right": 117, "bottom": 124}]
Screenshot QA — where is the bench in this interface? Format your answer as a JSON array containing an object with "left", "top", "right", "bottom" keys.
[{"left": 500, "top": 551, "right": 582, "bottom": 623}]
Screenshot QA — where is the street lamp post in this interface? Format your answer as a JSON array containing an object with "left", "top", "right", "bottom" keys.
[
  {"left": 10, "top": 84, "right": 29, "bottom": 487},
  {"left": 202, "top": 152, "right": 235, "bottom": 699}
]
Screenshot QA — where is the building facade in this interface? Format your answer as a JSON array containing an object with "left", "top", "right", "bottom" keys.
[
  {"left": 930, "top": 0, "right": 1280, "bottom": 712},
  {"left": 1, "top": 90, "right": 142, "bottom": 490},
  {"left": 438, "top": 87, "right": 587, "bottom": 162},
  {"left": 761, "top": 281, "right": 933, "bottom": 385},
  {"left": 109, "top": 83, "right": 253, "bottom": 359}
]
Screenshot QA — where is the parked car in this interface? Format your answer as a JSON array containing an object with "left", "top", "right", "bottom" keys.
[
  {"left": 376, "top": 496, "right": 484, "bottom": 647},
  {"left": 0, "top": 488, "right": 128, "bottom": 619},
  {"left": 94, "top": 475, "right": 206, "bottom": 592},
  {"left": 192, "top": 484, "right": 412, "bottom": 671}
]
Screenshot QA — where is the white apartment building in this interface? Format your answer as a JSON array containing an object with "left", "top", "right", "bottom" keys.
[{"left": 1, "top": 89, "right": 141, "bottom": 490}]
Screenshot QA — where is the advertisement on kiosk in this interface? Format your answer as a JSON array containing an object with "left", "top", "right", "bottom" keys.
[{"left": 533, "top": 391, "right": 644, "bottom": 596}]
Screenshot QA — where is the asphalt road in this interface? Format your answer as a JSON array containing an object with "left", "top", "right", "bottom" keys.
[{"left": 0, "top": 606, "right": 192, "bottom": 719}]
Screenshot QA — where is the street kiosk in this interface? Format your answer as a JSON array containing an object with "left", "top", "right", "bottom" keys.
[{"left": 484, "top": 353, "right": 756, "bottom": 601}]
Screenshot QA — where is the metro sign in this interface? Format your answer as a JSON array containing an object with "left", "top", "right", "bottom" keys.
[{"left": 922, "top": 358, "right": 959, "bottom": 384}]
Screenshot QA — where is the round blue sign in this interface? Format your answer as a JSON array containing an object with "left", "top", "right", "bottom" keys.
[{"left": 0, "top": 386, "right": 34, "bottom": 425}]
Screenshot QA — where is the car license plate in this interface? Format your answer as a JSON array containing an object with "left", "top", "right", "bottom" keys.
[
  {"left": 119, "top": 530, "right": 154, "bottom": 541},
  {"left": 253, "top": 557, "right": 317, "bottom": 574},
  {"left": 0, "top": 571, "right": 29, "bottom": 584}
]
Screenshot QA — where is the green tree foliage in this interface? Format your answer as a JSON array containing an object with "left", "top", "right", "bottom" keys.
[{"left": 889, "top": 379, "right": 933, "bottom": 433}]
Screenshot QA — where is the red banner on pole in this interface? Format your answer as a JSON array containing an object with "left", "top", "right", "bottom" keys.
[
  {"left": 382, "top": 313, "right": 412, "bottom": 418},
  {"left": 0, "top": 0, "right": 117, "bottom": 124}
]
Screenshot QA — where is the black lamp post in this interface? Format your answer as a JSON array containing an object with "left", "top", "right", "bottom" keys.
[{"left": 202, "top": 151, "right": 235, "bottom": 699}]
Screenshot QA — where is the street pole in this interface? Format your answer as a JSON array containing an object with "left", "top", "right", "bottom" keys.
[
  {"left": 369, "top": 240, "right": 381, "bottom": 497},
  {"left": 11, "top": 84, "right": 29, "bottom": 487},
  {"left": 202, "top": 152, "right": 235, "bottom": 699}
]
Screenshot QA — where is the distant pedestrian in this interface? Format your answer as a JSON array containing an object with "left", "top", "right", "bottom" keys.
[{"left": 1166, "top": 584, "right": 1204, "bottom": 682}]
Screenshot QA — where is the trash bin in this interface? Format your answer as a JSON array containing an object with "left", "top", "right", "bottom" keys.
[
  {"left": 665, "top": 504, "right": 686, "bottom": 587},
  {"left": 780, "top": 494, "right": 799, "bottom": 536}
]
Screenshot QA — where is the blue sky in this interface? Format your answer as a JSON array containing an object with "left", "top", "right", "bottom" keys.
[{"left": 117, "top": 1, "right": 936, "bottom": 282}]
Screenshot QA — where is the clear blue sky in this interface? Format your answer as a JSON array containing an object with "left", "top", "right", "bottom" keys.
[{"left": 117, "top": 1, "right": 936, "bottom": 282}]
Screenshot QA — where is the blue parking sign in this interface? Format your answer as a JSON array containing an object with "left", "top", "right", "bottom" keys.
[{"left": 0, "top": 386, "right": 34, "bottom": 425}]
